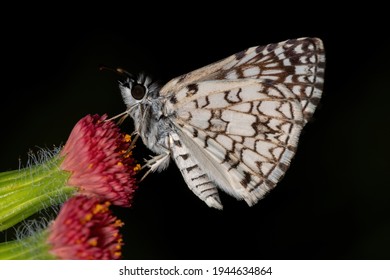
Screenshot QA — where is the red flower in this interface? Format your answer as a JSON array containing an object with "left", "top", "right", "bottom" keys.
[
  {"left": 60, "top": 114, "right": 138, "bottom": 207},
  {"left": 47, "top": 196, "right": 124, "bottom": 260}
]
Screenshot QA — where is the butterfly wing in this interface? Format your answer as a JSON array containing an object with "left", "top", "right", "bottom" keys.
[
  {"left": 161, "top": 37, "right": 325, "bottom": 124},
  {"left": 165, "top": 79, "right": 303, "bottom": 206},
  {"left": 159, "top": 37, "right": 325, "bottom": 207}
]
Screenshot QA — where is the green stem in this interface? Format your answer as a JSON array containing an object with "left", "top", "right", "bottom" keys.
[
  {"left": 0, "top": 156, "right": 63, "bottom": 194},
  {"left": 0, "top": 156, "right": 76, "bottom": 231},
  {"left": 0, "top": 230, "right": 55, "bottom": 259}
]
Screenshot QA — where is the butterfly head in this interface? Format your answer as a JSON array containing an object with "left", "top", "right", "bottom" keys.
[
  {"left": 119, "top": 74, "right": 149, "bottom": 106},
  {"left": 100, "top": 66, "right": 157, "bottom": 109},
  {"left": 115, "top": 69, "right": 162, "bottom": 138}
]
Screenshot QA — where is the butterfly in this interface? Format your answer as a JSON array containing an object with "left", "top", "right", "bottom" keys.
[{"left": 115, "top": 37, "right": 325, "bottom": 209}]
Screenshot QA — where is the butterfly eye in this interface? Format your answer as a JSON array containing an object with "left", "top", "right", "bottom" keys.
[{"left": 131, "top": 84, "right": 146, "bottom": 100}]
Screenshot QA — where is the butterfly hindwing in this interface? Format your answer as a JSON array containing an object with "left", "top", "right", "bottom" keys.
[{"left": 166, "top": 79, "right": 304, "bottom": 206}]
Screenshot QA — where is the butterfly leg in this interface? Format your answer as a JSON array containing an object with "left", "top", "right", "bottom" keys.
[{"left": 140, "top": 151, "right": 171, "bottom": 181}]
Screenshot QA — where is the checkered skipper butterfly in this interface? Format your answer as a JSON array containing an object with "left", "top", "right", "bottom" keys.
[{"left": 117, "top": 37, "right": 325, "bottom": 209}]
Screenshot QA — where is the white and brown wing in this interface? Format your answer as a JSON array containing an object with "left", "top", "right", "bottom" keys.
[
  {"left": 161, "top": 37, "right": 325, "bottom": 123},
  {"left": 165, "top": 79, "right": 303, "bottom": 207},
  {"left": 159, "top": 38, "right": 325, "bottom": 208}
]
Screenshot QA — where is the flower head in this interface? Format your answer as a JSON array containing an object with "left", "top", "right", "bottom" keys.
[
  {"left": 47, "top": 196, "right": 124, "bottom": 260},
  {"left": 0, "top": 114, "right": 138, "bottom": 232},
  {"left": 60, "top": 114, "right": 138, "bottom": 207}
]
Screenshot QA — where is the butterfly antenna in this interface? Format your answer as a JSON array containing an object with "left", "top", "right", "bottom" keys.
[
  {"left": 99, "top": 65, "right": 135, "bottom": 79},
  {"left": 116, "top": 68, "right": 136, "bottom": 79}
]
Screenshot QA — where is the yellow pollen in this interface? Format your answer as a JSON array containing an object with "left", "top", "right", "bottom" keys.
[
  {"left": 88, "top": 163, "right": 93, "bottom": 169},
  {"left": 84, "top": 213, "right": 93, "bottom": 222},
  {"left": 89, "top": 239, "right": 98, "bottom": 247},
  {"left": 93, "top": 203, "right": 108, "bottom": 214},
  {"left": 117, "top": 161, "right": 123, "bottom": 166},
  {"left": 114, "top": 251, "right": 122, "bottom": 257},
  {"left": 133, "top": 164, "right": 141, "bottom": 172},
  {"left": 124, "top": 134, "right": 131, "bottom": 142},
  {"left": 123, "top": 151, "right": 132, "bottom": 158},
  {"left": 115, "top": 219, "right": 124, "bottom": 227}
]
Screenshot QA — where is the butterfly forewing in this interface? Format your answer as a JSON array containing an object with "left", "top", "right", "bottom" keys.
[{"left": 161, "top": 37, "right": 325, "bottom": 123}]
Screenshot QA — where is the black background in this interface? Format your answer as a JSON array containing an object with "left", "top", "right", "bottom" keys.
[{"left": 0, "top": 6, "right": 389, "bottom": 259}]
